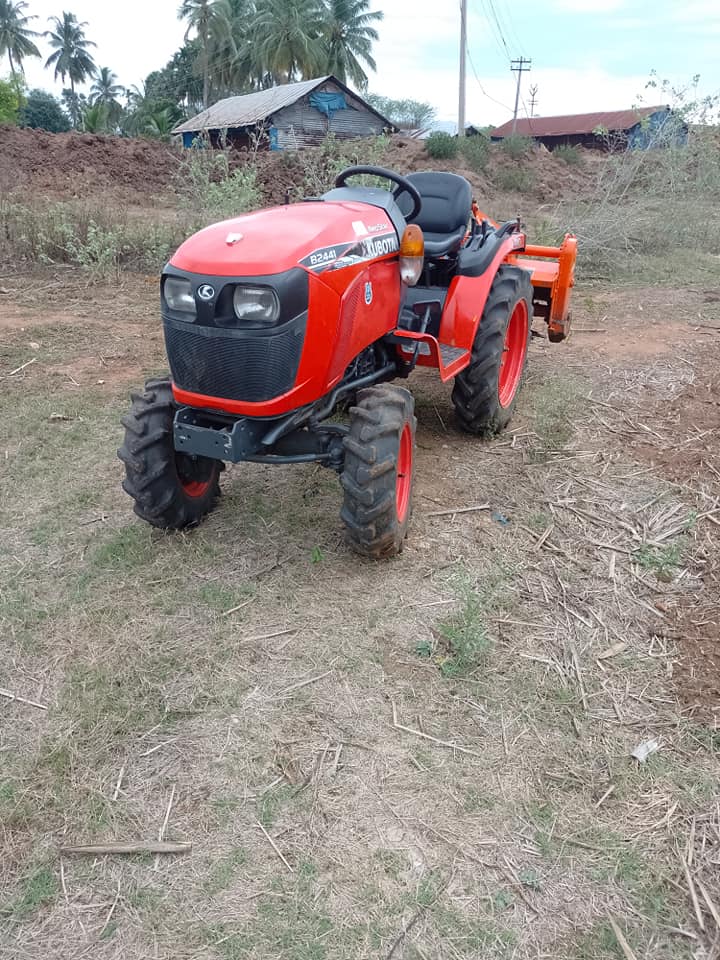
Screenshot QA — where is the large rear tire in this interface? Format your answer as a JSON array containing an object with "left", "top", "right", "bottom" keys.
[
  {"left": 452, "top": 266, "right": 532, "bottom": 435},
  {"left": 340, "top": 384, "right": 416, "bottom": 559},
  {"left": 118, "top": 378, "right": 221, "bottom": 529}
]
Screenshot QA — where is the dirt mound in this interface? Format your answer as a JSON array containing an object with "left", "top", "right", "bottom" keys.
[
  {"left": 1, "top": 126, "right": 597, "bottom": 210},
  {"left": 381, "top": 137, "right": 596, "bottom": 204},
  {"left": 249, "top": 136, "right": 597, "bottom": 208},
  {"left": 0, "top": 125, "right": 180, "bottom": 201}
]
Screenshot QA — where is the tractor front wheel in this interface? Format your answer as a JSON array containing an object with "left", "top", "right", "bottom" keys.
[
  {"left": 452, "top": 266, "right": 532, "bottom": 435},
  {"left": 340, "top": 384, "right": 416, "bottom": 559},
  {"left": 118, "top": 378, "right": 221, "bottom": 529}
]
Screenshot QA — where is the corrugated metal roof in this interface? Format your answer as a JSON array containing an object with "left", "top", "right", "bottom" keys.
[
  {"left": 173, "top": 76, "right": 394, "bottom": 134},
  {"left": 173, "top": 77, "right": 330, "bottom": 133},
  {"left": 491, "top": 106, "right": 668, "bottom": 139}
]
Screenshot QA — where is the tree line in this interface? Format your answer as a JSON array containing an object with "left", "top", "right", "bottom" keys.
[{"left": 0, "top": 0, "right": 435, "bottom": 137}]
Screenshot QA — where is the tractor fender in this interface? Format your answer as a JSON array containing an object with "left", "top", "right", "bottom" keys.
[{"left": 439, "top": 234, "right": 526, "bottom": 351}]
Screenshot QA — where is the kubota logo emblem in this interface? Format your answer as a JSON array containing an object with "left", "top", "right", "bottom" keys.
[
  {"left": 364, "top": 282, "right": 373, "bottom": 305},
  {"left": 197, "top": 284, "right": 215, "bottom": 301}
]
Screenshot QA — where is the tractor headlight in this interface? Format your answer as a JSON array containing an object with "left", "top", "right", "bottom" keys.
[
  {"left": 233, "top": 285, "right": 280, "bottom": 324},
  {"left": 164, "top": 277, "right": 195, "bottom": 313}
]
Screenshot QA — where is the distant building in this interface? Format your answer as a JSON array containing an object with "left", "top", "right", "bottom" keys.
[
  {"left": 490, "top": 106, "right": 688, "bottom": 151},
  {"left": 173, "top": 76, "right": 395, "bottom": 150}
]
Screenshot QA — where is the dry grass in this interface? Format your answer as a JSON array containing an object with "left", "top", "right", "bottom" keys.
[{"left": 1, "top": 270, "right": 719, "bottom": 960}]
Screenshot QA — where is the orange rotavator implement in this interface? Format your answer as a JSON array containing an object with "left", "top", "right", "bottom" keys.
[
  {"left": 473, "top": 201, "right": 577, "bottom": 342},
  {"left": 120, "top": 166, "right": 578, "bottom": 558}
]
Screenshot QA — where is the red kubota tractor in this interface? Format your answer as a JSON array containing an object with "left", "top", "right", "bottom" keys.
[{"left": 119, "top": 165, "right": 576, "bottom": 558}]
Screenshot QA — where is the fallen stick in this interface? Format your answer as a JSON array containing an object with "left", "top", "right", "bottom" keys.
[
  {"left": 276, "top": 670, "right": 333, "bottom": 697},
  {"left": 391, "top": 700, "right": 483, "bottom": 758},
  {"left": 222, "top": 598, "right": 254, "bottom": 617},
  {"left": 609, "top": 918, "right": 639, "bottom": 960},
  {"left": 242, "top": 628, "right": 297, "bottom": 644},
  {"left": 8, "top": 357, "right": 37, "bottom": 376},
  {"left": 681, "top": 855, "right": 706, "bottom": 932},
  {"left": 425, "top": 503, "right": 490, "bottom": 518},
  {"left": 0, "top": 687, "right": 48, "bottom": 710},
  {"left": 112, "top": 764, "right": 125, "bottom": 801},
  {"left": 99, "top": 881, "right": 121, "bottom": 937},
  {"left": 697, "top": 879, "right": 720, "bottom": 931},
  {"left": 155, "top": 784, "right": 176, "bottom": 871},
  {"left": 256, "top": 821, "right": 293, "bottom": 873},
  {"left": 60, "top": 841, "right": 191, "bottom": 856}
]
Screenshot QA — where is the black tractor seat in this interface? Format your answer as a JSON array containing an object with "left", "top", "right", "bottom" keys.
[{"left": 397, "top": 171, "right": 473, "bottom": 258}]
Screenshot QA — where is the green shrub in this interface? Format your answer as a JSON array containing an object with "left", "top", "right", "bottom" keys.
[
  {"left": 292, "top": 133, "right": 390, "bottom": 199},
  {"left": 19, "top": 88, "right": 71, "bottom": 132},
  {"left": 176, "top": 149, "right": 261, "bottom": 225},
  {"left": 460, "top": 133, "right": 490, "bottom": 172},
  {"left": 499, "top": 134, "right": 533, "bottom": 159},
  {"left": 0, "top": 199, "right": 181, "bottom": 278},
  {"left": 425, "top": 131, "right": 458, "bottom": 160},
  {"left": 494, "top": 166, "right": 533, "bottom": 193},
  {"left": 553, "top": 144, "right": 582, "bottom": 165},
  {"left": 0, "top": 76, "right": 23, "bottom": 124}
]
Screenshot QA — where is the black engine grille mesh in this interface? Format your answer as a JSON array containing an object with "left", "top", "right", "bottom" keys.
[{"left": 164, "top": 315, "right": 306, "bottom": 403}]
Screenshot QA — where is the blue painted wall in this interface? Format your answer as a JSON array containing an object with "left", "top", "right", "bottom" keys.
[{"left": 627, "top": 110, "right": 688, "bottom": 149}]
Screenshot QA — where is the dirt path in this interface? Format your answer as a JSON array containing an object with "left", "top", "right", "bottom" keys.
[{"left": 1, "top": 273, "right": 718, "bottom": 960}]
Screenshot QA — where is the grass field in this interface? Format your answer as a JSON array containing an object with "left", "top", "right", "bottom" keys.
[{"left": 1, "top": 267, "right": 719, "bottom": 960}]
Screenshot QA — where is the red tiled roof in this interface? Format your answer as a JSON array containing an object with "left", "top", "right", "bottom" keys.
[{"left": 491, "top": 106, "right": 668, "bottom": 139}]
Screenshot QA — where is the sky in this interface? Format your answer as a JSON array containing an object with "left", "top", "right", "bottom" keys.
[{"left": 13, "top": 0, "right": 720, "bottom": 127}]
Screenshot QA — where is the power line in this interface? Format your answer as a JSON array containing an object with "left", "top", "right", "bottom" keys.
[
  {"left": 493, "top": 0, "right": 527, "bottom": 60},
  {"left": 466, "top": 48, "right": 514, "bottom": 113},
  {"left": 486, "top": 0, "right": 512, "bottom": 61},
  {"left": 473, "top": 0, "right": 509, "bottom": 66}
]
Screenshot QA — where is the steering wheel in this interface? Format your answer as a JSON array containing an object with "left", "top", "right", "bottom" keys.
[{"left": 334, "top": 165, "right": 422, "bottom": 221}]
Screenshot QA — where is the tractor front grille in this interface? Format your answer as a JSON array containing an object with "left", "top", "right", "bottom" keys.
[{"left": 163, "top": 314, "right": 307, "bottom": 403}]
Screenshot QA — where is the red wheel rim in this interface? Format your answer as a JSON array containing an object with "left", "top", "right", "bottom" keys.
[
  {"left": 396, "top": 423, "right": 413, "bottom": 523},
  {"left": 180, "top": 478, "right": 211, "bottom": 498},
  {"left": 498, "top": 299, "right": 529, "bottom": 408},
  {"left": 176, "top": 454, "right": 214, "bottom": 498}
]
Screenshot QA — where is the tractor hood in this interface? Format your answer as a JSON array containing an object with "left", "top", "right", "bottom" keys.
[{"left": 170, "top": 201, "right": 400, "bottom": 277}]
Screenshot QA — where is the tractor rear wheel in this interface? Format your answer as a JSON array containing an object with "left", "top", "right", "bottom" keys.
[
  {"left": 118, "top": 377, "right": 221, "bottom": 529},
  {"left": 452, "top": 266, "right": 532, "bottom": 435},
  {"left": 340, "top": 384, "right": 416, "bottom": 559}
]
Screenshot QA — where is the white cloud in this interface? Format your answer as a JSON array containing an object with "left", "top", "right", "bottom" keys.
[
  {"left": 13, "top": 0, "right": 709, "bottom": 134},
  {"left": 550, "top": 0, "right": 627, "bottom": 11},
  {"left": 371, "top": 2, "right": 651, "bottom": 128},
  {"left": 18, "top": 0, "right": 186, "bottom": 94}
]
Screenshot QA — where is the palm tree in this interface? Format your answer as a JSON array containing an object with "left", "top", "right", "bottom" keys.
[
  {"left": 207, "top": 0, "right": 254, "bottom": 97},
  {"left": 178, "top": 0, "right": 218, "bottom": 110},
  {"left": 143, "top": 105, "right": 178, "bottom": 141},
  {"left": 45, "top": 12, "right": 97, "bottom": 125},
  {"left": 321, "top": 0, "right": 382, "bottom": 89},
  {"left": 0, "top": 0, "right": 41, "bottom": 78},
  {"left": 91, "top": 67, "right": 124, "bottom": 107},
  {"left": 253, "top": 0, "right": 324, "bottom": 84},
  {"left": 82, "top": 101, "right": 108, "bottom": 133},
  {"left": 90, "top": 66, "right": 124, "bottom": 125}
]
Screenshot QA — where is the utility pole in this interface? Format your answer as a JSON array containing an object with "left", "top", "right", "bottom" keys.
[
  {"left": 529, "top": 84, "right": 539, "bottom": 117},
  {"left": 458, "top": 0, "right": 467, "bottom": 137},
  {"left": 511, "top": 57, "right": 532, "bottom": 133}
]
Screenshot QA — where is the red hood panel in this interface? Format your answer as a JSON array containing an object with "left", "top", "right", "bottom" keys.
[{"left": 169, "top": 202, "right": 396, "bottom": 276}]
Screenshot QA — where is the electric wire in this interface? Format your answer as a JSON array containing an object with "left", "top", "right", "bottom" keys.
[
  {"left": 466, "top": 46, "right": 514, "bottom": 114},
  {"left": 485, "top": 0, "right": 512, "bottom": 61}
]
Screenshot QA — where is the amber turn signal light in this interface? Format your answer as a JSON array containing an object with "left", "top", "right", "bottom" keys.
[{"left": 399, "top": 224, "right": 424, "bottom": 286}]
